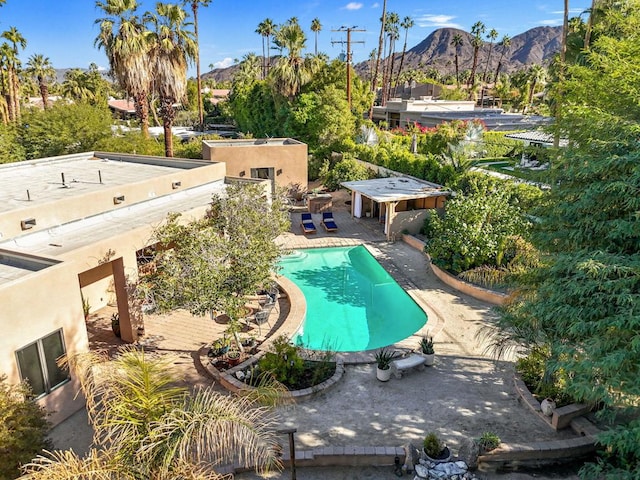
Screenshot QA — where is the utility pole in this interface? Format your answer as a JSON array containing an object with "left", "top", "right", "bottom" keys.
[{"left": 331, "top": 26, "right": 365, "bottom": 109}]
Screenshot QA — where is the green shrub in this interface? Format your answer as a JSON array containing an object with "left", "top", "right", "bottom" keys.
[
  {"left": 479, "top": 431, "right": 500, "bottom": 451},
  {"left": 423, "top": 432, "right": 443, "bottom": 457},
  {"left": 0, "top": 375, "right": 51, "bottom": 479},
  {"left": 258, "top": 335, "right": 305, "bottom": 386}
]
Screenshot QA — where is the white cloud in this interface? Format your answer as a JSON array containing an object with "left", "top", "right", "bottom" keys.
[
  {"left": 343, "top": 2, "right": 363, "bottom": 10},
  {"left": 371, "top": 2, "right": 379, "bottom": 7},
  {"left": 415, "top": 14, "right": 462, "bottom": 29},
  {"left": 540, "top": 18, "right": 561, "bottom": 26},
  {"left": 213, "top": 57, "right": 234, "bottom": 69}
]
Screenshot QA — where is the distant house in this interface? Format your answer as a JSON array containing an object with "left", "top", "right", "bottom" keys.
[
  {"left": 108, "top": 98, "right": 136, "bottom": 120},
  {"left": 505, "top": 131, "right": 568, "bottom": 168},
  {"left": 204, "top": 88, "right": 230, "bottom": 106}
]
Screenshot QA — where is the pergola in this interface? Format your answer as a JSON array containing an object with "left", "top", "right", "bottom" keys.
[{"left": 341, "top": 177, "right": 449, "bottom": 241}]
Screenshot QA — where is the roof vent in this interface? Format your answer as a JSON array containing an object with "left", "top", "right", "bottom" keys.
[
  {"left": 113, "top": 195, "right": 125, "bottom": 205},
  {"left": 21, "top": 218, "right": 36, "bottom": 230}
]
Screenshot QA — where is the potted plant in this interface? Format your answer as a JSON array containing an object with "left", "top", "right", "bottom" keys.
[
  {"left": 422, "top": 432, "right": 451, "bottom": 463},
  {"left": 478, "top": 431, "right": 501, "bottom": 453},
  {"left": 419, "top": 336, "right": 435, "bottom": 366},
  {"left": 111, "top": 313, "right": 121, "bottom": 338},
  {"left": 208, "top": 336, "right": 230, "bottom": 358},
  {"left": 227, "top": 349, "right": 241, "bottom": 366},
  {"left": 375, "top": 348, "right": 395, "bottom": 382}
]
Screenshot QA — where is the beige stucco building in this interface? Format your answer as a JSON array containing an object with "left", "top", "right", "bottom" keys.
[
  {"left": 0, "top": 143, "right": 302, "bottom": 426},
  {"left": 202, "top": 138, "right": 308, "bottom": 192}
]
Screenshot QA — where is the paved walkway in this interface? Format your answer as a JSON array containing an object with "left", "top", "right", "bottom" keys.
[{"left": 49, "top": 201, "right": 580, "bottom": 479}]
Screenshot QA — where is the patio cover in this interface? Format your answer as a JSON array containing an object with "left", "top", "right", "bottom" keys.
[{"left": 341, "top": 177, "right": 446, "bottom": 203}]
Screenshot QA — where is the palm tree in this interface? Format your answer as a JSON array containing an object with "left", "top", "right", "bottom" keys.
[
  {"left": 368, "top": 0, "right": 387, "bottom": 119},
  {"left": 262, "top": 18, "right": 276, "bottom": 76},
  {"left": 95, "top": 0, "right": 152, "bottom": 138},
  {"left": 0, "top": 42, "right": 17, "bottom": 122},
  {"left": 394, "top": 16, "right": 414, "bottom": 91},
  {"left": 271, "top": 21, "right": 316, "bottom": 99},
  {"left": 25, "top": 54, "right": 55, "bottom": 110},
  {"left": 256, "top": 21, "right": 268, "bottom": 79},
  {"left": 234, "top": 52, "right": 262, "bottom": 85},
  {"left": 24, "top": 348, "right": 282, "bottom": 479},
  {"left": 526, "top": 64, "right": 546, "bottom": 108},
  {"left": 468, "top": 21, "right": 486, "bottom": 95},
  {"left": 188, "top": 0, "right": 212, "bottom": 131},
  {"left": 146, "top": 2, "right": 197, "bottom": 157},
  {"left": 493, "top": 35, "right": 511, "bottom": 83},
  {"left": 451, "top": 33, "right": 464, "bottom": 86},
  {"left": 2, "top": 26, "right": 26, "bottom": 121},
  {"left": 583, "top": 0, "right": 598, "bottom": 50},
  {"left": 482, "top": 28, "right": 498, "bottom": 83},
  {"left": 383, "top": 11, "right": 399, "bottom": 104},
  {"left": 310, "top": 17, "right": 322, "bottom": 55}
]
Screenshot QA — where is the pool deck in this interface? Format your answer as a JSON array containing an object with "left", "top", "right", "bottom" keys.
[{"left": 49, "top": 206, "right": 581, "bottom": 480}]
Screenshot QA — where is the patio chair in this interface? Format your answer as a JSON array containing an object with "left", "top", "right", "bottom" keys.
[
  {"left": 300, "top": 212, "right": 317, "bottom": 234},
  {"left": 321, "top": 211, "right": 338, "bottom": 232}
]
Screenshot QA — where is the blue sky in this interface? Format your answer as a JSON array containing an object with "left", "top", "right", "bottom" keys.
[{"left": 1, "top": 0, "right": 592, "bottom": 77}]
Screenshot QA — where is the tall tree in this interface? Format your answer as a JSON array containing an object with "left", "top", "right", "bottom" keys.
[
  {"left": 493, "top": 3, "right": 640, "bottom": 477},
  {"left": 382, "top": 11, "right": 399, "bottom": 104},
  {"left": 271, "top": 20, "right": 316, "bottom": 99},
  {"left": 394, "top": 16, "right": 414, "bottom": 92},
  {"left": 188, "top": 0, "right": 211, "bottom": 130},
  {"left": 482, "top": 28, "right": 498, "bottom": 82},
  {"left": 526, "top": 64, "right": 546, "bottom": 109},
  {"left": 451, "top": 33, "right": 464, "bottom": 86},
  {"left": 368, "top": 0, "right": 386, "bottom": 119},
  {"left": 146, "top": 2, "right": 197, "bottom": 157},
  {"left": 2, "top": 27, "right": 26, "bottom": 121},
  {"left": 256, "top": 20, "right": 268, "bottom": 79},
  {"left": 493, "top": 34, "right": 511, "bottom": 83},
  {"left": 467, "top": 21, "right": 485, "bottom": 94},
  {"left": 310, "top": 17, "right": 322, "bottom": 56},
  {"left": 95, "top": 0, "right": 152, "bottom": 138},
  {"left": 25, "top": 54, "right": 55, "bottom": 110}
]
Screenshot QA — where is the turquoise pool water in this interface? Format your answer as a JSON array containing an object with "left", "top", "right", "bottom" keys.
[{"left": 278, "top": 245, "right": 427, "bottom": 352}]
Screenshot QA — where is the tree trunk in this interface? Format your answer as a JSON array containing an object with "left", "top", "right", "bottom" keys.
[
  {"left": 39, "top": 80, "right": 49, "bottom": 110},
  {"left": 12, "top": 69, "right": 20, "bottom": 121},
  {"left": 192, "top": 3, "right": 205, "bottom": 130},
  {"left": 368, "top": 0, "right": 387, "bottom": 119},
  {"left": 160, "top": 98, "right": 176, "bottom": 157},
  {"left": 135, "top": 91, "right": 150, "bottom": 139}
]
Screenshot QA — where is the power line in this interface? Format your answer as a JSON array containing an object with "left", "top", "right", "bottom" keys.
[{"left": 331, "top": 26, "right": 365, "bottom": 109}]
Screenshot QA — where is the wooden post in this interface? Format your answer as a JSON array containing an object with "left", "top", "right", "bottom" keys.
[{"left": 276, "top": 427, "right": 297, "bottom": 480}]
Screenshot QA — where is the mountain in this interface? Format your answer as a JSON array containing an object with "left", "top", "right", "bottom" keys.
[
  {"left": 204, "top": 26, "right": 562, "bottom": 84},
  {"left": 355, "top": 26, "right": 562, "bottom": 79}
]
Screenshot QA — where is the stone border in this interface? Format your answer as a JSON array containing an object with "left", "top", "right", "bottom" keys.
[
  {"left": 401, "top": 234, "right": 508, "bottom": 306},
  {"left": 199, "top": 276, "right": 346, "bottom": 401}
]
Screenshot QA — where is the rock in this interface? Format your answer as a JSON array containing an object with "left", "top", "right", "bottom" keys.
[
  {"left": 454, "top": 461, "right": 468, "bottom": 471},
  {"left": 235, "top": 371, "right": 245, "bottom": 380},
  {"left": 415, "top": 463, "right": 429, "bottom": 478},
  {"left": 403, "top": 442, "right": 421, "bottom": 473},
  {"left": 457, "top": 438, "right": 480, "bottom": 470}
]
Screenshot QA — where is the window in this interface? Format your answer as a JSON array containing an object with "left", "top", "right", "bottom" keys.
[{"left": 16, "top": 330, "right": 69, "bottom": 398}]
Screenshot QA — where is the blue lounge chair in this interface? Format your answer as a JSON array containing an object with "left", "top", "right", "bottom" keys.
[
  {"left": 321, "top": 212, "right": 338, "bottom": 232},
  {"left": 300, "top": 212, "right": 317, "bottom": 234}
]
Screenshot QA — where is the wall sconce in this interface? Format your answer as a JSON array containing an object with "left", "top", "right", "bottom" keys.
[
  {"left": 113, "top": 195, "right": 125, "bottom": 204},
  {"left": 276, "top": 168, "right": 283, "bottom": 176},
  {"left": 239, "top": 171, "right": 245, "bottom": 177},
  {"left": 172, "top": 181, "right": 182, "bottom": 189},
  {"left": 21, "top": 218, "right": 36, "bottom": 230}
]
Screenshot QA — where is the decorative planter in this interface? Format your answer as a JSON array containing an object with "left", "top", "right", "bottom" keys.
[
  {"left": 227, "top": 350, "right": 241, "bottom": 366},
  {"left": 422, "top": 353, "right": 435, "bottom": 366},
  {"left": 541, "top": 398, "right": 556, "bottom": 416},
  {"left": 376, "top": 366, "right": 392, "bottom": 382},
  {"left": 423, "top": 446, "right": 451, "bottom": 464}
]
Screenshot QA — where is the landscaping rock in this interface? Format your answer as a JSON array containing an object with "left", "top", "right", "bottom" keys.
[
  {"left": 412, "top": 460, "right": 477, "bottom": 480},
  {"left": 457, "top": 437, "right": 479, "bottom": 470},
  {"left": 403, "top": 442, "right": 421, "bottom": 473}
]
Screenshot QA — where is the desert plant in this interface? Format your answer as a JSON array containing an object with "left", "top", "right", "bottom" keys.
[
  {"left": 423, "top": 432, "right": 444, "bottom": 458},
  {"left": 479, "top": 431, "right": 500, "bottom": 452},
  {"left": 419, "top": 336, "right": 434, "bottom": 355},
  {"left": 258, "top": 335, "right": 305, "bottom": 386},
  {"left": 374, "top": 348, "right": 395, "bottom": 370},
  {"left": 81, "top": 295, "right": 91, "bottom": 319}
]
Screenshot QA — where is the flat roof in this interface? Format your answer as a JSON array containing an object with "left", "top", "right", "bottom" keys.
[
  {"left": 0, "top": 249, "right": 60, "bottom": 285},
  {"left": 0, "top": 152, "right": 208, "bottom": 214},
  {"left": 0, "top": 180, "right": 226, "bottom": 261},
  {"left": 341, "top": 177, "right": 447, "bottom": 203},
  {"left": 505, "top": 131, "right": 569, "bottom": 147},
  {"left": 203, "top": 138, "right": 303, "bottom": 148}
]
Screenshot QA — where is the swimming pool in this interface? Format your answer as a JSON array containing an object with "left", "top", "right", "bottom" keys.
[{"left": 278, "top": 245, "right": 427, "bottom": 352}]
